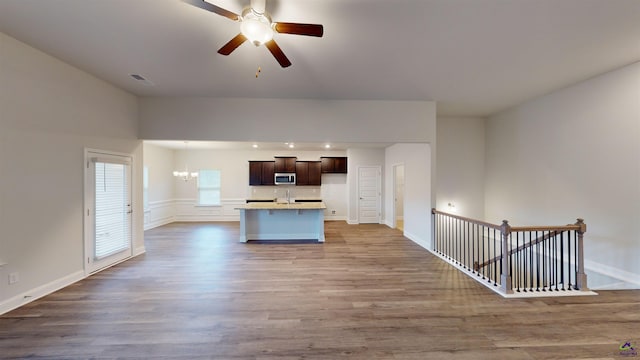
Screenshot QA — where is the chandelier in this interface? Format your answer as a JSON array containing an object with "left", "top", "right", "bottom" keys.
[{"left": 173, "top": 141, "right": 198, "bottom": 181}]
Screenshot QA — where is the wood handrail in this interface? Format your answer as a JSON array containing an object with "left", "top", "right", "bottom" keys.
[
  {"left": 510, "top": 225, "right": 582, "bottom": 232},
  {"left": 432, "top": 209, "right": 583, "bottom": 233},
  {"left": 432, "top": 209, "right": 501, "bottom": 230}
]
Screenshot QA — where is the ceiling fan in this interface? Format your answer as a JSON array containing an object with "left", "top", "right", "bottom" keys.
[{"left": 184, "top": 0, "right": 324, "bottom": 68}]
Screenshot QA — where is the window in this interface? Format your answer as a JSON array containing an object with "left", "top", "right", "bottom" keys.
[
  {"left": 198, "top": 169, "right": 221, "bottom": 206},
  {"left": 143, "top": 166, "right": 149, "bottom": 210}
]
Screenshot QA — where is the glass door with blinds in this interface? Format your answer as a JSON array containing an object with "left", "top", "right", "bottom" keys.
[{"left": 85, "top": 151, "right": 133, "bottom": 274}]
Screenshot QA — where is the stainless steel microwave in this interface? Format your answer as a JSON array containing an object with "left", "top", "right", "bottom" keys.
[{"left": 274, "top": 173, "right": 296, "bottom": 185}]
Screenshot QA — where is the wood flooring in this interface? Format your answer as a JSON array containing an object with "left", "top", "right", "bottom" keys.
[{"left": 1, "top": 221, "right": 638, "bottom": 359}]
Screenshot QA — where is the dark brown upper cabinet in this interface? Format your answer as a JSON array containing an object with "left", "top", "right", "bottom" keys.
[
  {"left": 249, "top": 161, "right": 275, "bottom": 186},
  {"left": 274, "top": 157, "right": 297, "bottom": 173},
  {"left": 295, "top": 161, "right": 322, "bottom": 186},
  {"left": 321, "top": 157, "right": 348, "bottom": 174}
]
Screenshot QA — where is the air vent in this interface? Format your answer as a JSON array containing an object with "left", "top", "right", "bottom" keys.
[{"left": 129, "top": 74, "right": 155, "bottom": 86}]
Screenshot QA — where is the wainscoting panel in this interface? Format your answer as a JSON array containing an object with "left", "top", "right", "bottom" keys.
[{"left": 144, "top": 200, "right": 175, "bottom": 230}]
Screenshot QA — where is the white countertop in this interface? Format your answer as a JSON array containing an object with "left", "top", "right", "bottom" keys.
[{"left": 236, "top": 202, "right": 327, "bottom": 210}]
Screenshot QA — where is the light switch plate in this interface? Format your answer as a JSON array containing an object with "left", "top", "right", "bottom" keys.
[{"left": 9, "top": 272, "right": 19, "bottom": 285}]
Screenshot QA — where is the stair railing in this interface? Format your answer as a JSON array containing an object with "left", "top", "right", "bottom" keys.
[{"left": 431, "top": 209, "right": 588, "bottom": 295}]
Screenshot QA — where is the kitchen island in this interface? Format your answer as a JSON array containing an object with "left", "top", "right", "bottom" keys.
[{"left": 235, "top": 202, "right": 326, "bottom": 243}]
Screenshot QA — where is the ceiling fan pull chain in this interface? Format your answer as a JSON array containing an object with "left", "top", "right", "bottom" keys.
[{"left": 256, "top": 66, "right": 262, "bottom": 78}]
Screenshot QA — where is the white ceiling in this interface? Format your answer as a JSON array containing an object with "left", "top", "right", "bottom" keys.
[{"left": 1, "top": 0, "right": 639, "bottom": 118}]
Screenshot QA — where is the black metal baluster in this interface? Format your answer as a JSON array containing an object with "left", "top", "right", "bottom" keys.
[
  {"left": 567, "top": 231, "right": 571, "bottom": 290},
  {"left": 452, "top": 217, "right": 456, "bottom": 262},
  {"left": 433, "top": 212, "right": 437, "bottom": 253},
  {"left": 464, "top": 220, "right": 468, "bottom": 269},
  {"left": 492, "top": 229, "right": 502, "bottom": 284},
  {"left": 465, "top": 220, "right": 469, "bottom": 269},
  {"left": 481, "top": 226, "right": 486, "bottom": 279},
  {"left": 435, "top": 213, "right": 439, "bottom": 254},
  {"left": 458, "top": 218, "right": 462, "bottom": 265},
  {"left": 445, "top": 215, "right": 449, "bottom": 259},
  {"left": 560, "top": 231, "right": 565, "bottom": 290},
  {"left": 523, "top": 232, "right": 528, "bottom": 291},
  {"left": 576, "top": 229, "right": 579, "bottom": 290},
  {"left": 455, "top": 218, "right": 459, "bottom": 264},
  {"left": 509, "top": 233, "right": 513, "bottom": 290},
  {"left": 552, "top": 231, "right": 557, "bottom": 290},
  {"left": 535, "top": 231, "right": 540, "bottom": 291},
  {"left": 488, "top": 227, "right": 492, "bottom": 283},
  {"left": 438, "top": 215, "right": 444, "bottom": 255},
  {"left": 540, "top": 231, "right": 551, "bottom": 291},
  {"left": 528, "top": 231, "right": 533, "bottom": 292},
  {"left": 473, "top": 223, "right": 477, "bottom": 274},
  {"left": 436, "top": 213, "right": 440, "bottom": 254},
  {"left": 449, "top": 218, "right": 455, "bottom": 261},
  {"left": 515, "top": 232, "right": 520, "bottom": 292}
]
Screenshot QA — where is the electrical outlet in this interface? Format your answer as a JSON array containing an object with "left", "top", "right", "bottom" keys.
[
  {"left": 8, "top": 272, "right": 19, "bottom": 285},
  {"left": 331, "top": 210, "right": 336, "bottom": 215}
]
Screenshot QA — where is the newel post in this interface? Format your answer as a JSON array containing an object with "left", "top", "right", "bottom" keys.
[
  {"left": 575, "top": 218, "right": 588, "bottom": 290},
  {"left": 500, "top": 220, "right": 513, "bottom": 294}
]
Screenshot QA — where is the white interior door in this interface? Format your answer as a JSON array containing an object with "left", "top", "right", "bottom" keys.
[
  {"left": 358, "top": 166, "right": 381, "bottom": 223},
  {"left": 85, "top": 151, "right": 132, "bottom": 274}
]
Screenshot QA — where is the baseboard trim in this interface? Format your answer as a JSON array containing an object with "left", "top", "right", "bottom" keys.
[
  {"left": 144, "top": 216, "right": 174, "bottom": 231},
  {"left": 1, "top": 250, "right": 148, "bottom": 316},
  {"left": 403, "top": 230, "right": 430, "bottom": 250},
  {"left": 584, "top": 259, "right": 640, "bottom": 288},
  {"left": 324, "top": 215, "right": 347, "bottom": 221},
  {"left": 0, "top": 270, "right": 85, "bottom": 316}
]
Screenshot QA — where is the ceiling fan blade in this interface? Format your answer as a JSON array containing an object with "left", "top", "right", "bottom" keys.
[
  {"left": 264, "top": 40, "right": 292, "bottom": 68},
  {"left": 274, "top": 22, "right": 324, "bottom": 37},
  {"left": 182, "top": 0, "right": 239, "bottom": 21},
  {"left": 218, "top": 34, "right": 247, "bottom": 55}
]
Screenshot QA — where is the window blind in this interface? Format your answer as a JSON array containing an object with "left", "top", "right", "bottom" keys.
[
  {"left": 198, "top": 169, "right": 221, "bottom": 205},
  {"left": 94, "top": 162, "right": 130, "bottom": 259}
]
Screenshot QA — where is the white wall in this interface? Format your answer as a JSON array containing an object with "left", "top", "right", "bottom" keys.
[
  {"left": 436, "top": 117, "right": 486, "bottom": 219},
  {"left": 385, "top": 144, "right": 432, "bottom": 249},
  {"left": 143, "top": 143, "right": 175, "bottom": 202},
  {"left": 142, "top": 143, "right": 175, "bottom": 229},
  {"left": 485, "top": 61, "right": 640, "bottom": 289},
  {"left": 0, "top": 33, "right": 142, "bottom": 313},
  {"left": 139, "top": 98, "right": 436, "bottom": 144}
]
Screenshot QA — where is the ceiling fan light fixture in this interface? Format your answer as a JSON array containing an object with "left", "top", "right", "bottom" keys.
[{"left": 240, "top": 9, "right": 273, "bottom": 46}]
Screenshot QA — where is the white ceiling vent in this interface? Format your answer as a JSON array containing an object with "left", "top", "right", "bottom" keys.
[{"left": 129, "top": 74, "right": 155, "bottom": 86}]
